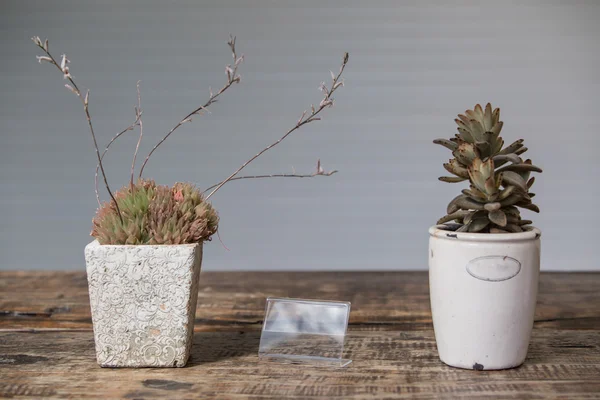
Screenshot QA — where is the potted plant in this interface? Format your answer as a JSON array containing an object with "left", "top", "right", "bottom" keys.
[
  {"left": 430, "top": 103, "right": 542, "bottom": 370},
  {"left": 31, "top": 35, "right": 349, "bottom": 367}
]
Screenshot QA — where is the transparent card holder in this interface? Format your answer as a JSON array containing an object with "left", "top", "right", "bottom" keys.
[{"left": 258, "top": 297, "right": 352, "bottom": 367}]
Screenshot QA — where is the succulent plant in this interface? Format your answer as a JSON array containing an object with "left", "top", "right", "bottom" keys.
[
  {"left": 434, "top": 103, "right": 542, "bottom": 233},
  {"left": 91, "top": 180, "right": 218, "bottom": 245}
]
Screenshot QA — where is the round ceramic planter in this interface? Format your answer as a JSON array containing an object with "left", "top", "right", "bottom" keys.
[
  {"left": 84, "top": 241, "right": 203, "bottom": 368},
  {"left": 428, "top": 225, "right": 541, "bottom": 370}
]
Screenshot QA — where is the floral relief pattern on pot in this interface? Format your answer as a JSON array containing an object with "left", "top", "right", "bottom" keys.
[{"left": 85, "top": 241, "right": 202, "bottom": 367}]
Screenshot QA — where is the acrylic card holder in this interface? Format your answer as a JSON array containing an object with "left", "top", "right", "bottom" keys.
[{"left": 258, "top": 297, "right": 351, "bottom": 367}]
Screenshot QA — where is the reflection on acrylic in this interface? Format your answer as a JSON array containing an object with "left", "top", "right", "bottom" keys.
[{"left": 259, "top": 297, "right": 351, "bottom": 367}]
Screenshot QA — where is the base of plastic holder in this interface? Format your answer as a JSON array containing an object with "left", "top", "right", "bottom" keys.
[{"left": 259, "top": 353, "right": 352, "bottom": 368}]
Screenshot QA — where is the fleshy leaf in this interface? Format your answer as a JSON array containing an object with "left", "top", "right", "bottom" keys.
[
  {"left": 502, "top": 171, "right": 528, "bottom": 192},
  {"left": 499, "top": 139, "right": 524, "bottom": 155},
  {"left": 433, "top": 138, "right": 458, "bottom": 151},
  {"left": 439, "top": 176, "right": 467, "bottom": 183},
  {"left": 519, "top": 203, "right": 540, "bottom": 213},
  {"left": 488, "top": 209, "right": 507, "bottom": 227},
  {"left": 469, "top": 217, "right": 490, "bottom": 232},
  {"left": 437, "top": 210, "right": 470, "bottom": 225}
]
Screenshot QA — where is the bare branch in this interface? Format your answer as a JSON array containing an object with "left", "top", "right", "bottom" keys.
[
  {"left": 204, "top": 52, "right": 349, "bottom": 201},
  {"left": 33, "top": 38, "right": 123, "bottom": 222},
  {"left": 138, "top": 35, "right": 244, "bottom": 178},
  {"left": 203, "top": 160, "right": 338, "bottom": 193},
  {"left": 94, "top": 117, "right": 140, "bottom": 207},
  {"left": 130, "top": 81, "right": 143, "bottom": 189},
  {"left": 93, "top": 86, "right": 142, "bottom": 206}
]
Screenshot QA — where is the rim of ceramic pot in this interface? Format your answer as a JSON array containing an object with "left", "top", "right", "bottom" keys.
[
  {"left": 429, "top": 225, "right": 541, "bottom": 242},
  {"left": 86, "top": 240, "right": 200, "bottom": 248}
]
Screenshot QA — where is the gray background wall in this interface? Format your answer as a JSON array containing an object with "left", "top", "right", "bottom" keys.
[{"left": 1, "top": 0, "right": 598, "bottom": 271}]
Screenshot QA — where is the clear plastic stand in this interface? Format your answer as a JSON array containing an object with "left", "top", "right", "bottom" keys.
[{"left": 258, "top": 297, "right": 352, "bottom": 368}]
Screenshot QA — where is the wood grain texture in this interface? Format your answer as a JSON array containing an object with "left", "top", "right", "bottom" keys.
[{"left": 1, "top": 272, "right": 600, "bottom": 399}]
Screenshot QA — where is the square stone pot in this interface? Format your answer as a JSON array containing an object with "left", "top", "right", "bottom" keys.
[{"left": 84, "top": 240, "right": 202, "bottom": 367}]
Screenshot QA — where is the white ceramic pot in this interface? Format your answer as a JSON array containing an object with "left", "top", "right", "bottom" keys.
[
  {"left": 84, "top": 240, "right": 202, "bottom": 367},
  {"left": 428, "top": 225, "right": 541, "bottom": 370}
]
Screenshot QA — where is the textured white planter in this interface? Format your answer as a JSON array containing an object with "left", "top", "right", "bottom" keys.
[
  {"left": 84, "top": 240, "right": 202, "bottom": 368},
  {"left": 428, "top": 225, "right": 541, "bottom": 370}
]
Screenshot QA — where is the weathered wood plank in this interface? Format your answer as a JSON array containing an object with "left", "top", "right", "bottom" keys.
[
  {"left": 1, "top": 272, "right": 600, "bottom": 331},
  {"left": 1, "top": 330, "right": 599, "bottom": 399},
  {"left": 1, "top": 272, "right": 600, "bottom": 398}
]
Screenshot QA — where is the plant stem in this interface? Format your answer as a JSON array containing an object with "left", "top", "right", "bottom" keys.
[
  {"left": 138, "top": 35, "right": 243, "bottom": 178},
  {"left": 204, "top": 52, "right": 348, "bottom": 201},
  {"left": 203, "top": 169, "right": 338, "bottom": 193},
  {"left": 130, "top": 81, "right": 143, "bottom": 189},
  {"left": 95, "top": 111, "right": 141, "bottom": 206},
  {"left": 34, "top": 41, "right": 123, "bottom": 222}
]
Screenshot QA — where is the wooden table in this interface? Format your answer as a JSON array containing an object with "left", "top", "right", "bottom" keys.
[{"left": 1, "top": 272, "right": 599, "bottom": 399}]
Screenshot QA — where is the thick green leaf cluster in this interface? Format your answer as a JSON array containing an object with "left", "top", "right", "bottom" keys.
[
  {"left": 91, "top": 180, "right": 218, "bottom": 244},
  {"left": 434, "top": 103, "right": 542, "bottom": 233}
]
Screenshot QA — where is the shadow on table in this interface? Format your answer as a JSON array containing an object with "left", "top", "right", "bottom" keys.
[{"left": 188, "top": 331, "right": 260, "bottom": 366}]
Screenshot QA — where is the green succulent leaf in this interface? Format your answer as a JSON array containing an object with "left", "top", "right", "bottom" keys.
[
  {"left": 433, "top": 138, "right": 458, "bottom": 151},
  {"left": 515, "top": 147, "right": 528, "bottom": 156},
  {"left": 483, "top": 103, "right": 493, "bottom": 130},
  {"left": 456, "top": 223, "right": 470, "bottom": 232},
  {"left": 446, "top": 194, "right": 464, "bottom": 214},
  {"left": 456, "top": 128, "right": 473, "bottom": 142},
  {"left": 506, "top": 214, "right": 520, "bottom": 224},
  {"left": 457, "top": 113, "right": 471, "bottom": 126},
  {"left": 469, "top": 217, "right": 490, "bottom": 232},
  {"left": 475, "top": 140, "right": 491, "bottom": 158},
  {"left": 519, "top": 202, "right": 540, "bottom": 213},
  {"left": 484, "top": 176, "right": 498, "bottom": 196},
  {"left": 504, "top": 223, "right": 523, "bottom": 233},
  {"left": 492, "top": 107, "right": 500, "bottom": 125},
  {"left": 468, "top": 157, "right": 497, "bottom": 195},
  {"left": 498, "top": 186, "right": 515, "bottom": 201},
  {"left": 502, "top": 171, "right": 528, "bottom": 192},
  {"left": 462, "top": 188, "right": 486, "bottom": 202},
  {"left": 492, "top": 137, "right": 504, "bottom": 156},
  {"left": 490, "top": 120, "right": 503, "bottom": 137},
  {"left": 453, "top": 142, "right": 479, "bottom": 166},
  {"left": 488, "top": 209, "right": 507, "bottom": 227},
  {"left": 499, "top": 139, "right": 524, "bottom": 155},
  {"left": 493, "top": 153, "right": 521, "bottom": 165},
  {"left": 437, "top": 210, "right": 470, "bottom": 225},
  {"left": 444, "top": 159, "right": 470, "bottom": 179},
  {"left": 468, "top": 119, "right": 485, "bottom": 141},
  {"left": 500, "top": 193, "right": 525, "bottom": 207},
  {"left": 439, "top": 176, "right": 467, "bottom": 183},
  {"left": 497, "top": 163, "right": 543, "bottom": 174},
  {"left": 463, "top": 211, "right": 474, "bottom": 224},
  {"left": 484, "top": 202, "right": 501, "bottom": 211},
  {"left": 454, "top": 195, "right": 486, "bottom": 211},
  {"left": 503, "top": 205, "right": 521, "bottom": 217}
]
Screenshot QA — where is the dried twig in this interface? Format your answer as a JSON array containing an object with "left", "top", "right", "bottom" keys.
[
  {"left": 94, "top": 111, "right": 141, "bottom": 207},
  {"left": 130, "top": 81, "right": 143, "bottom": 189},
  {"left": 138, "top": 34, "right": 243, "bottom": 178},
  {"left": 203, "top": 160, "right": 337, "bottom": 193},
  {"left": 204, "top": 52, "right": 349, "bottom": 201},
  {"left": 32, "top": 36, "right": 123, "bottom": 222}
]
